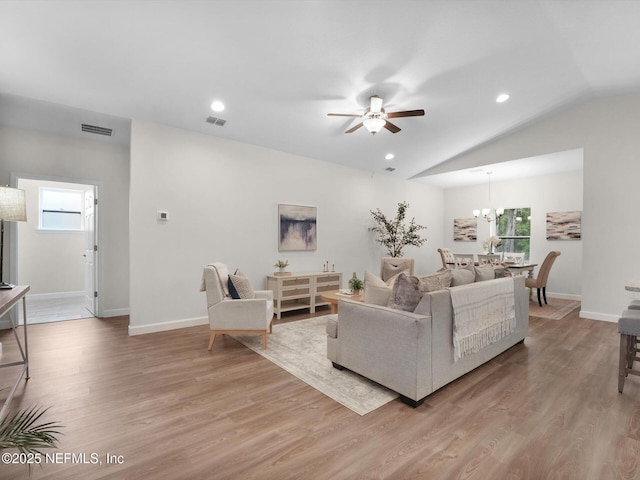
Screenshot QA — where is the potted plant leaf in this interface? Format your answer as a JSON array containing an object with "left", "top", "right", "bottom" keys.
[
  {"left": 273, "top": 259, "right": 289, "bottom": 274},
  {"left": 0, "top": 405, "right": 63, "bottom": 473},
  {"left": 348, "top": 274, "right": 364, "bottom": 295},
  {"left": 370, "top": 201, "right": 427, "bottom": 257}
]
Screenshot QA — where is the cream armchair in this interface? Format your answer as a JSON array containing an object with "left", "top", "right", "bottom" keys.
[{"left": 201, "top": 263, "right": 274, "bottom": 350}]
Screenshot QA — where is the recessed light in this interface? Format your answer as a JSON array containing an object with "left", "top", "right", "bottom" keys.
[
  {"left": 385, "top": 153, "right": 394, "bottom": 161},
  {"left": 496, "top": 93, "right": 510, "bottom": 103},
  {"left": 210, "top": 100, "right": 225, "bottom": 112}
]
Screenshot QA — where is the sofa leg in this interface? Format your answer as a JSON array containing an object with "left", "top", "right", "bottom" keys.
[
  {"left": 331, "top": 362, "right": 345, "bottom": 370},
  {"left": 399, "top": 395, "right": 425, "bottom": 408},
  {"left": 207, "top": 332, "right": 216, "bottom": 351}
]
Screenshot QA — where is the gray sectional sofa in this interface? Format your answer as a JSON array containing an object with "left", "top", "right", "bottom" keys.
[{"left": 326, "top": 275, "right": 529, "bottom": 407}]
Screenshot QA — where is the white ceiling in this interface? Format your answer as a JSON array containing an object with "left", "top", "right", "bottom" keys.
[
  {"left": 0, "top": 1, "right": 636, "bottom": 182},
  {"left": 418, "top": 148, "right": 584, "bottom": 188}
]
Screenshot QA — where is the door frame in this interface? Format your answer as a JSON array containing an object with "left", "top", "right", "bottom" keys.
[{"left": 11, "top": 172, "right": 104, "bottom": 318}]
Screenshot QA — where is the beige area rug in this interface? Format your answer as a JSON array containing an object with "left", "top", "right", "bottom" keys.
[
  {"left": 529, "top": 298, "right": 581, "bottom": 320},
  {"left": 232, "top": 316, "right": 398, "bottom": 415}
]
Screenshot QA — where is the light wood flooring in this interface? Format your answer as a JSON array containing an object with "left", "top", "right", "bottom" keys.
[
  {"left": 1, "top": 306, "right": 640, "bottom": 479},
  {"left": 18, "top": 293, "right": 94, "bottom": 324}
]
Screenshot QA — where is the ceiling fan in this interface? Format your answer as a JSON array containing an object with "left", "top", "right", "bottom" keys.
[{"left": 328, "top": 95, "right": 425, "bottom": 135}]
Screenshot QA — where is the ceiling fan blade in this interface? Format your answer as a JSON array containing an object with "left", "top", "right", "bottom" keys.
[
  {"left": 327, "top": 113, "right": 362, "bottom": 117},
  {"left": 386, "top": 109, "right": 425, "bottom": 118},
  {"left": 384, "top": 121, "right": 401, "bottom": 133},
  {"left": 345, "top": 122, "right": 364, "bottom": 133},
  {"left": 370, "top": 95, "right": 383, "bottom": 114}
]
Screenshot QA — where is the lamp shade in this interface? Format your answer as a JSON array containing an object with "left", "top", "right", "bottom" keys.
[
  {"left": 363, "top": 117, "right": 386, "bottom": 134},
  {"left": 0, "top": 186, "right": 27, "bottom": 222}
]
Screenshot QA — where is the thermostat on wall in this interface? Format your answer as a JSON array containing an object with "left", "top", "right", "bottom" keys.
[{"left": 157, "top": 211, "right": 169, "bottom": 221}]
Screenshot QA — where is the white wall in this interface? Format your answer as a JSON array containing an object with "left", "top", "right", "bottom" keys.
[
  {"left": 129, "top": 120, "right": 444, "bottom": 334},
  {"left": 17, "top": 178, "right": 87, "bottom": 295},
  {"left": 441, "top": 170, "right": 583, "bottom": 298},
  {"left": 430, "top": 92, "right": 640, "bottom": 322},
  {"left": 0, "top": 125, "right": 130, "bottom": 317}
]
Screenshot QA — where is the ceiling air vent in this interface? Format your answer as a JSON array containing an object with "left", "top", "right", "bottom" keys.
[
  {"left": 81, "top": 124, "right": 113, "bottom": 136},
  {"left": 206, "top": 116, "right": 227, "bottom": 127},
  {"left": 385, "top": 167, "right": 396, "bottom": 172}
]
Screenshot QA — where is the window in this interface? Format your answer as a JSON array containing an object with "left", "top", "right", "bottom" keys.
[
  {"left": 40, "top": 188, "right": 83, "bottom": 231},
  {"left": 496, "top": 207, "right": 531, "bottom": 261}
]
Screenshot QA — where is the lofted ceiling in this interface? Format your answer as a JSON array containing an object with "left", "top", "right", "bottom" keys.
[{"left": 0, "top": 1, "right": 637, "bottom": 185}]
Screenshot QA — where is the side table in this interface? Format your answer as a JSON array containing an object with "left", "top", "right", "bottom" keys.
[
  {"left": 0, "top": 285, "right": 30, "bottom": 420},
  {"left": 320, "top": 290, "right": 364, "bottom": 314}
]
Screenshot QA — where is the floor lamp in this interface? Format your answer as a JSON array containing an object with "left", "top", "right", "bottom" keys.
[{"left": 0, "top": 186, "right": 27, "bottom": 289}]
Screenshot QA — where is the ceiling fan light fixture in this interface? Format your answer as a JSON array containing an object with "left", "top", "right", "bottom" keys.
[{"left": 363, "top": 117, "right": 386, "bottom": 134}]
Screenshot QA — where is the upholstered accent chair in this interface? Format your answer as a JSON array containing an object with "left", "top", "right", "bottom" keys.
[
  {"left": 437, "top": 248, "right": 456, "bottom": 269},
  {"left": 201, "top": 263, "right": 274, "bottom": 350},
  {"left": 380, "top": 257, "right": 415, "bottom": 282},
  {"left": 525, "top": 251, "right": 561, "bottom": 307}
]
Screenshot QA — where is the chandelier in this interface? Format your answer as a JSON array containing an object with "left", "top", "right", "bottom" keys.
[{"left": 473, "top": 172, "right": 504, "bottom": 222}]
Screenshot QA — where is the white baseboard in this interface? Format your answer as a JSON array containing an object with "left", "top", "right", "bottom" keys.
[
  {"left": 128, "top": 316, "right": 208, "bottom": 336},
  {"left": 579, "top": 310, "right": 618, "bottom": 323},
  {"left": 546, "top": 292, "right": 582, "bottom": 301},
  {"left": 28, "top": 291, "right": 84, "bottom": 300},
  {"left": 102, "top": 308, "right": 130, "bottom": 318}
]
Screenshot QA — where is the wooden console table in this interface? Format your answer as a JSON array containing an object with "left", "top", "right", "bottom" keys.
[
  {"left": 267, "top": 272, "right": 342, "bottom": 319},
  {"left": 0, "top": 285, "right": 30, "bottom": 420}
]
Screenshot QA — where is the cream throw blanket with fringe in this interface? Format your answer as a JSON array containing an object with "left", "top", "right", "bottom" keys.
[{"left": 450, "top": 277, "right": 516, "bottom": 362}]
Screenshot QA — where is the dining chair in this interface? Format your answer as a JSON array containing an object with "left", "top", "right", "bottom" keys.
[
  {"left": 453, "top": 253, "right": 474, "bottom": 267},
  {"left": 380, "top": 257, "right": 415, "bottom": 282},
  {"left": 525, "top": 251, "right": 561, "bottom": 307},
  {"left": 503, "top": 252, "right": 525, "bottom": 265},
  {"left": 477, "top": 253, "right": 502, "bottom": 265},
  {"left": 437, "top": 248, "right": 456, "bottom": 269},
  {"left": 618, "top": 308, "right": 640, "bottom": 393}
]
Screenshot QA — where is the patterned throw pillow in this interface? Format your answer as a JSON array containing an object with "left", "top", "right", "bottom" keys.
[
  {"left": 228, "top": 272, "right": 255, "bottom": 299},
  {"left": 419, "top": 270, "right": 452, "bottom": 292},
  {"left": 387, "top": 273, "right": 426, "bottom": 312}
]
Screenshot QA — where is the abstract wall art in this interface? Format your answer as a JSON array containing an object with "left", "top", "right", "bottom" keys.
[
  {"left": 453, "top": 217, "right": 478, "bottom": 241},
  {"left": 278, "top": 204, "right": 317, "bottom": 251},
  {"left": 546, "top": 211, "right": 581, "bottom": 240}
]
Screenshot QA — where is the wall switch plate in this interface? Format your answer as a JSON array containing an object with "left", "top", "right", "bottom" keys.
[{"left": 157, "top": 211, "right": 169, "bottom": 221}]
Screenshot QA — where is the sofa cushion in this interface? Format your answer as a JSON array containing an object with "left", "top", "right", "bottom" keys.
[
  {"left": 419, "top": 270, "right": 452, "bottom": 291},
  {"left": 474, "top": 264, "right": 495, "bottom": 282},
  {"left": 228, "top": 272, "right": 255, "bottom": 299},
  {"left": 364, "top": 270, "right": 405, "bottom": 306},
  {"left": 451, "top": 268, "right": 475, "bottom": 286}
]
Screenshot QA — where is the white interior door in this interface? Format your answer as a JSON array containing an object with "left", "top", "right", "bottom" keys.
[{"left": 84, "top": 186, "right": 97, "bottom": 315}]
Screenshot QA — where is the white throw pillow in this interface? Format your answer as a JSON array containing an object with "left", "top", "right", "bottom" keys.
[{"left": 363, "top": 270, "right": 407, "bottom": 306}]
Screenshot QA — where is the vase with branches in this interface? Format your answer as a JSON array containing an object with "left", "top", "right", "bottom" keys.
[{"left": 369, "top": 201, "right": 427, "bottom": 257}]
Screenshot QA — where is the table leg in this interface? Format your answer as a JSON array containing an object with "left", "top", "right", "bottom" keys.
[{"left": 330, "top": 303, "right": 338, "bottom": 315}]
